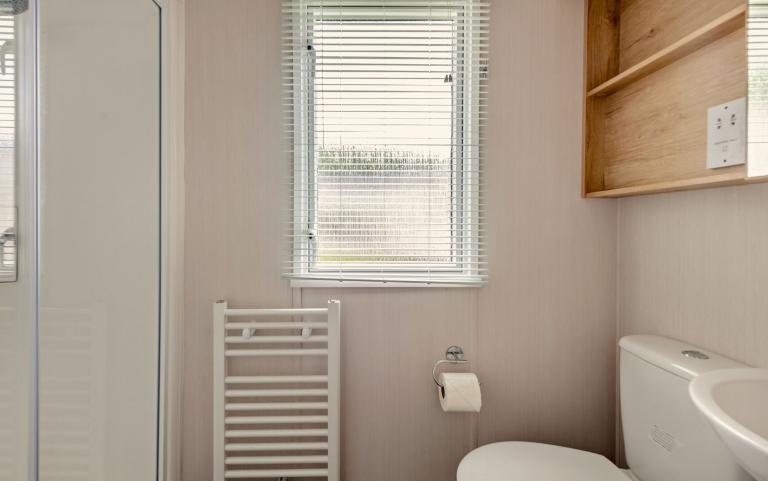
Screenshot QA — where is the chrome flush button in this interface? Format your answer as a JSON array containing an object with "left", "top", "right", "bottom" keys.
[{"left": 682, "top": 350, "right": 710, "bottom": 360}]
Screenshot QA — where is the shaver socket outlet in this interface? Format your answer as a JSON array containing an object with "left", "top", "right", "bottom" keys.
[{"left": 707, "top": 97, "right": 746, "bottom": 169}]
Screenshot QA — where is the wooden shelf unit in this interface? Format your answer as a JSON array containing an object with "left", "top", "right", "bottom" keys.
[
  {"left": 583, "top": 0, "right": 759, "bottom": 198},
  {"left": 587, "top": 6, "right": 746, "bottom": 98},
  {"left": 584, "top": 173, "right": 748, "bottom": 198}
]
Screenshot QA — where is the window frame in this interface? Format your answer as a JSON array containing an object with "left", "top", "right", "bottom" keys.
[{"left": 289, "top": 2, "right": 483, "bottom": 287}]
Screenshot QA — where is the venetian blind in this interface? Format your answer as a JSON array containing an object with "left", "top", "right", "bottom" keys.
[
  {"left": 284, "top": 0, "right": 488, "bottom": 285},
  {"left": 0, "top": 13, "right": 15, "bottom": 281}
]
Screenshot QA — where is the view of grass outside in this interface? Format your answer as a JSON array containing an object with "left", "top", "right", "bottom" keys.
[
  {"left": 310, "top": 15, "right": 458, "bottom": 271},
  {"left": 315, "top": 146, "right": 453, "bottom": 266}
]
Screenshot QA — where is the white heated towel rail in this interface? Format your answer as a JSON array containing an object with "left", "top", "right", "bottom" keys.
[{"left": 213, "top": 300, "right": 341, "bottom": 481}]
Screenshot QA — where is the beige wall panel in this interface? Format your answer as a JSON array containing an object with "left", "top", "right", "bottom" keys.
[
  {"left": 183, "top": 0, "right": 619, "bottom": 480},
  {"left": 182, "top": 0, "right": 292, "bottom": 479},
  {"left": 301, "top": 288, "right": 477, "bottom": 481},
  {"left": 477, "top": 0, "right": 618, "bottom": 459},
  {"left": 618, "top": 183, "right": 768, "bottom": 369}
]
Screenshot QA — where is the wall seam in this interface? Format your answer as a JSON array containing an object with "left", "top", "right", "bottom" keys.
[
  {"left": 614, "top": 198, "right": 623, "bottom": 465},
  {"left": 470, "top": 289, "right": 480, "bottom": 450}
]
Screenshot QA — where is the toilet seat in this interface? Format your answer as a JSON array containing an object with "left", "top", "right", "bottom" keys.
[{"left": 457, "top": 442, "right": 631, "bottom": 481}]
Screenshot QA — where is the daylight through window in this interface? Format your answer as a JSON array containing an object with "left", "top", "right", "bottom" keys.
[{"left": 285, "top": 0, "right": 488, "bottom": 285}]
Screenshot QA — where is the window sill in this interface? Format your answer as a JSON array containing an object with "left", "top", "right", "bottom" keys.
[{"left": 289, "top": 278, "right": 485, "bottom": 289}]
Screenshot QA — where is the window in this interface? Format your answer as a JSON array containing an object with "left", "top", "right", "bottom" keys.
[
  {"left": 0, "top": 10, "right": 17, "bottom": 282},
  {"left": 284, "top": 0, "right": 488, "bottom": 286}
]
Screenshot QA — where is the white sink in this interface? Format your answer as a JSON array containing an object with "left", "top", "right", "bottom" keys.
[{"left": 689, "top": 368, "right": 768, "bottom": 481}]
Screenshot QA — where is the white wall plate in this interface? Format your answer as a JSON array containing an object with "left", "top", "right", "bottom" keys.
[{"left": 707, "top": 97, "right": 746, "bottom": 169}]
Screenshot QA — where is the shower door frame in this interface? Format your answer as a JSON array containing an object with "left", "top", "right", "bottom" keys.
[
  {"left": 17, "top": 0, "right": 38, "bottom": 479},
  {"left": 155, "top": 1, "right": 185, "bottom": 481}
]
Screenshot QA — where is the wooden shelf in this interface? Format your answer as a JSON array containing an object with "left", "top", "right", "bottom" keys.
[
  {"left": 582, "top": 0, "right": 763, "bottom": 199},
  {"left": 587, "top": 5, "right": 746, "bottom": 98},
  {"left": 585, "top": 173, "right": 748, "bottom": 198}
]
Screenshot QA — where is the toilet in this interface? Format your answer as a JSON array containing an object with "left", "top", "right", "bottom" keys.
[{"left": 458, "top": 335, "right": 754, "bottom": 481}]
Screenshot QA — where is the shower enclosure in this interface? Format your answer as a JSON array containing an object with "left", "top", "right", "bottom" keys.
[{"left": 0, "top": 1, "right": 168, "bottom": 480}]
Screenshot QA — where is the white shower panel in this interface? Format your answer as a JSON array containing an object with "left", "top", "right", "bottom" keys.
[{"left": 38, "top": 1, "right": 161, "bottom": 480}]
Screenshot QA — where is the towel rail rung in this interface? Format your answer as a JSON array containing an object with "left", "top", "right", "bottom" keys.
[
  {"left": 225, "top": 469, "right": 328, "bottom": 479},
  {"left": 225, "top": 389, "right": 327, "bottom": 398},
  {"left": 225, "top": 349, "right": 329, "bottom": 357},
  {"left": 224, "top": 308, "right": 328, "bottom": 317},
  {"left": 226, "top": 336, "right": 329, "bottom": 344},
  {"left": 225, "top": 455, "right": 328, "bottom": 465},
  {"left": 225, "top": 322, "right": 328, "bottom": 330},
  {"left": 225, "top": 442, "right": 328, "bottom": 452},
  {"left": 226, "top": 375, "right": 328, "bottom": 384},
  {"left": 225, "top": 402, "right": 329, "bottom": 411},
  {"left": 225, "top": 428, "right": 329, "bottom": 438},
  {"left": 225, "top": 415, "right": 328, "bottom": 424}
]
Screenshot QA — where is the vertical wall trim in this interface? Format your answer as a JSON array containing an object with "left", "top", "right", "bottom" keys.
[
  {"left": 160, "top": 1, "right": 185, "bottom": 480},
  {"left": 614, "top": 199, "right": 623, "bottom": 466},
  {"left": 155, "top": 4, "right": 164, "bottom": 480},
  {"left": 28, "top": 1, "right": 39, "bottom": 479},
  {"left": 211, "top": 301, "right": 225, "bottom": 481},
  {"left": 469, "top": 290, "right": 480, "bottom": 450}
]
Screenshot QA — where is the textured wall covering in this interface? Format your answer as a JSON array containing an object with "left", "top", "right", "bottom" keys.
[
  {"left": 618, "top": 183, "right": 768, "bottom": 369},
  {"left": 182, "top": 1, "right": 619, "bottom": 480},
  {"left": 477, "top": 0, "right": 618, "bottom": 456}
]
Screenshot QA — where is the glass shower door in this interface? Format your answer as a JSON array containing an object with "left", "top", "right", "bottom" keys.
[
  {"left": 0, "top": 1, "right": 162, "bottom": 479},
  {"left": 37, "top": 1, "right": 161, "bottom": 480},
  {"left": 0, "top": 3, "right": 34, "bottom": 480}
]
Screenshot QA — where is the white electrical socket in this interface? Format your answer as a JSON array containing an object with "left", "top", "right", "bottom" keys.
[{"left": 707, "top": 97, "right": 746, "bottom": 169}]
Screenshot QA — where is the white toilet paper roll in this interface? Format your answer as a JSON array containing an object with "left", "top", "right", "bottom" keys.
[{"left": 438, "top": 372, "right": 482, "bottom": 412}]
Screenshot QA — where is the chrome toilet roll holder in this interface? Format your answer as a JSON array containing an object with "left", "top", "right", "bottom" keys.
[{"left": 432, "top": 346, "right": 469, "bottom": 394}]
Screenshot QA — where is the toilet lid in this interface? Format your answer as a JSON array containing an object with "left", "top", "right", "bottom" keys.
[{"left": 457, "top": 442, "right": 630, "bottom": 481}]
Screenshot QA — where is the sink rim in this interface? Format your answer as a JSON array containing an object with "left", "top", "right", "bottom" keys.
[{"left": 689, "top": 367, "right": 768, "bottom": 455}]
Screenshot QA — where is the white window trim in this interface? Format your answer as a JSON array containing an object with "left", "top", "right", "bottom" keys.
[
  {"left": 289, "top": 279, "right": 483, "bottom": 288},
  {"left": 287, "top": 0, "right": 485, "bottom": 288}
]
